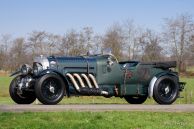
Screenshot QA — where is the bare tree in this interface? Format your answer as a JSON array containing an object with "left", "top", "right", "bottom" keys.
[
  {"left": 0, "top": 34, "right": 12, "bottom": 53},
  {"left": 124, "top": 20, "right": 147, "bottom": 60},
  {"left": 27, "top": 31, "right": 47, "bottom": 58},
  {"left": 9, "top": 38, "right": 27, "bottom": 70},
  {"left": 0, "top": 45, "right": 5, "bottom": 70},
  {"left": 58, "top": 35, "right": 68, "bottom": 55},
  {"left": 82, "top": 27, "right": 94, "bottom": 52},
  {"left": 0, "top": 34, "right": 12, "bottom": 70},
  {"left": 124, "top": 20, "right": 136, "bottom": 59},
  {"left": 47, "top": 34, "right": 62, "bottom": 55},
  {"left": 93, "top": 35, "right": 103, "bottom": 54},
  {"left": 0, "top": 15, "right": 193, "bottom": 72},
  {"left": 163, "top": 14, "right": 194, "bottom": 72},
  {"left": 59, "top": 30, "right": 84, "bottom": 56},
  {"left": 141, "top": 29, "right": 163, "bottom": 61},
  {"left": 103, "top": 23, "right": 124, "bottom": 60},
  {"left": 78, "top": 30, "right": 87, "bottom": 54}
]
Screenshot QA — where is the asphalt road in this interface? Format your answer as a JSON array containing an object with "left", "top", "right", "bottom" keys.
[{"left": 1, "top": 104, "right": 194, "bottom": 112}]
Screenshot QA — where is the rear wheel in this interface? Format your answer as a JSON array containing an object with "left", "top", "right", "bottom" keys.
[
  {"left": 153, "top": 76, "right": 179, "bottom": 104},
  {"left": 9, "top": 76, "right": 36, "bottom": 104},
  {"left": 35, "top": 74, "right": 65, "bottom": 105},
  {"left": 124, "top": 96, "right": 147, "bottom": 104}
]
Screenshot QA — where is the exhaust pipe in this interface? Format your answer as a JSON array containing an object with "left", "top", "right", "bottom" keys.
[
  {"left": 66, "top": 73, "right": 80, "bottom": 91},
  {"left": 66, "top": 73, "right": 109, "bottom": 96},
  {"left": 80, "top": 88, "right": 108, "bottom": 96},
  {"left": 88, "top": 74, "right": 99, "bottom": 88},
  {"left": 81, "top": 74, "right": 92, "bottom": 88},
  {"left": 101, "top": 91, "right": 109, "bottom": 96},
  {"left": 73, "top": 73, "right": 85, "bottom": 88}
]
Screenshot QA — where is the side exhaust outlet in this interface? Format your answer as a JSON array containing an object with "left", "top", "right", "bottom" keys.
[
  {"left": 88, "top": 74, "right": 99, "bottom": 88},
  {"left": 81, "top": 74, "right": 92, "bottom": 88},
  {"left": 73, "top": 73, "right": 85, "bottom": 88},
  {"left": 66, "top": 73, "right": 109, "bottom": 96},
  {"left": 66, "top": 73, "right": 80, "bottom": 91}
]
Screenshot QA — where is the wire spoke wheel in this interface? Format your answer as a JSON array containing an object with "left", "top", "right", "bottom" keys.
[
  {"left": 9, "top": 75, "right": 36, "bottom": 104},
  {"left": 35, "top": 74, "right": 65, "bottom": 105},
  {"left": 158, "top": 81, "right": 174, "bottom": 99},
  {"left": 41, "top": 78, "right": 62, "bottom": 100},
  {"left": 153, "top": 76, "right": 179, "bottom": 104}
]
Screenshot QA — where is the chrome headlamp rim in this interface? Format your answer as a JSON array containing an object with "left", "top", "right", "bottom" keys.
[
  {"left": 21, "top": 64, "right": 32, "bottom": 75},
  {"left": 33, "top": 62, "right": 43, "bottom": 75}
]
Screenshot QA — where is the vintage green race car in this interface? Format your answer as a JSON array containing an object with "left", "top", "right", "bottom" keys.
[{"left": 9, "top": 54, "right": 185, "bottom": 105}]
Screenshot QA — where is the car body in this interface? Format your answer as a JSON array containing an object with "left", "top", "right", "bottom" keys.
[{"left": 9, "top": 54, "right": 185, "bottom": 105}]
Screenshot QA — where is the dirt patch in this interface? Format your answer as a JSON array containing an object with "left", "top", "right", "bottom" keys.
[
  {"left": 180, "top": 71, "right": 194, "bottom": 77},
  {"left": 0, "top": 70, "right": 9, "bottom": 76}
]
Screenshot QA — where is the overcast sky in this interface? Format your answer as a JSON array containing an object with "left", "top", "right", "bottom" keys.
[{"left": 0, "top": 0, "right": 194, "bottom": 37}]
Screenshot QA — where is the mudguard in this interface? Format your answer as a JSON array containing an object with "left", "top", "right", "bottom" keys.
[
  {"left": 148, "top": 72, "right": 179, "bottom": 98},
  {"left": 10, "top": 70, "right": 21, "bottom": 77},
  {"left": 36, "top": 69, "right": 70, "bottom": 96}
]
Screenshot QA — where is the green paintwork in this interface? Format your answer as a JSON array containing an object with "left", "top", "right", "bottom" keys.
[{"left": 46, "top": 54, "right": 178, "bottom": 97}]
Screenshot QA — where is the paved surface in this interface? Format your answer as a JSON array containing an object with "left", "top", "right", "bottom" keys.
[{"left": 1, "top": 104, "right": 194, "bottom": 112}]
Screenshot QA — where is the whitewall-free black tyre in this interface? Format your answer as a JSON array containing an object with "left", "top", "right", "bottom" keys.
[
  {"left": 153, "top": 76, "right": 179, "bottom": 105},
  {"left": 9, "top": 76, "right": 36, "bottom": 104},
  {"left": 35, "top": 74, "right": 65, "bottom": 105},
  {"left": 124, "top": 96, "right": 147, "bottom": 104}
]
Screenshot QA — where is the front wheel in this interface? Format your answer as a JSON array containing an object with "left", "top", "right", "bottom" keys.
[
  {"left": 124, "top": 96, "right": 147, "bottom": 104},
  {"left": 35, "top": 74, "right": 65, "bottom": 105},
  {"left": 153, "top": 76, "right": 179, "bottom": 105},
  {"left": 9, "top": 76, "right": 36, "bottom": 104}
]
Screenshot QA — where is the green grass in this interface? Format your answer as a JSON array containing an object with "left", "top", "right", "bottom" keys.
[
  {"left": 0, "top": 76, "right": 194, "bottom": 129},
  {"left": 0, "top": 111, "right": 194, "bottom": 129},
  {"left": 187, "top": 66, "right": 194, "bottom": 72},
  {"left": 179, "top": 77, "right": 194, "bottom": 104},
  {"left": 0, "top": 76, "right": 12, "bottom": 97},
  {"left": 0, "top": 76, "right": 194, "bottom": 104}
]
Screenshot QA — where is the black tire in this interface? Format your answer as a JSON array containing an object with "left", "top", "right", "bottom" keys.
[
  {"left": 35, "top": 74, "right": 65, "bottom": 105},
  {"left": 9, "top": 76, "right": 36, "bottom": 104},
  {"left": 153, "top": 76, "right": 179, "bottom": 105},
  {"left": 124, "top": 96, "right": 147, "bottom": 104}
]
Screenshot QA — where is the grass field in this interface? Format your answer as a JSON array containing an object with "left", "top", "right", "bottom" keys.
[
  {"left": 0, "top": 76, "right": 12, "bottom": 97},
  {"left": 0, "top": 75, "right": 194, "bottom": 104},
  {"left": 0, "top": 75, "right": 194, "bottom": 129},
  {"left": 0, "top": 111, "right": 194, "bottom": 129}
]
